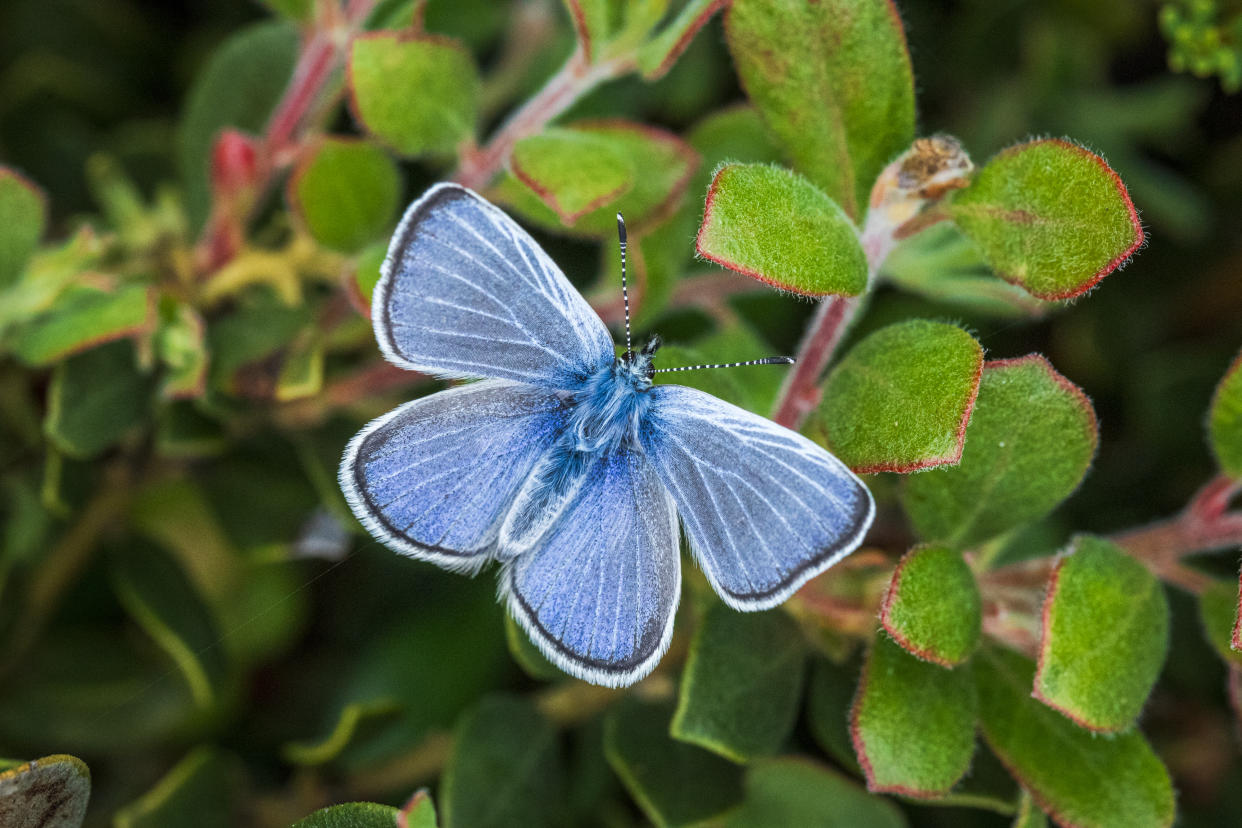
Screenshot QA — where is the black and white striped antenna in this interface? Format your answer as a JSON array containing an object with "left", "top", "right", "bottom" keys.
[
  {"left": 617, "top": 213, "right": 633, "bottom": 361},
  {"left": 652, "top": 357, "right": 794, "bottom": 374}
]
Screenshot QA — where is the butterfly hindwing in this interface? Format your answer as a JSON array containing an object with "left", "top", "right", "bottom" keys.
[
  {"left": 374, "top": 183, "right": 615, "bottom": 388},
  {"left": 502, "top": 449, "right": 680, "bottom": 687},
  {"left": 641, "top": 384, "right": 874, "bottom": 611},
  {"left": 340, "top": 380, "right": 568, "bottom": 572}
]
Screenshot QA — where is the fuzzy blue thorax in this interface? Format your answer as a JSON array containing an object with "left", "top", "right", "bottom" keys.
[{"left": 565, "top": 338, "right": 660, "bottom": 456}]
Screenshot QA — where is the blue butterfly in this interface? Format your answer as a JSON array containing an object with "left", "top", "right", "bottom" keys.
[{"left": 339, "top": 183, "right": 874, "bottom": 687}]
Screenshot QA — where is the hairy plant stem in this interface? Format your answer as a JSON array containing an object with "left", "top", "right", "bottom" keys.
[{"left": 771, "top": 296, "right": 860, "bottom": 429}]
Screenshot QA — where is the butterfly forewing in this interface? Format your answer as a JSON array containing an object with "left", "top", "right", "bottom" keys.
[
  {"left": 374, "top": 183, "right": 614, "bottom": 388},
  {"left": 641, "top": 384, "right": 874, "bottom": 611}
]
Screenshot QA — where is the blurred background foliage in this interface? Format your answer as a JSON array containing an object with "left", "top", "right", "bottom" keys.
[{"left": 0, "top": 0, "right": 1241, "bottom": 826}]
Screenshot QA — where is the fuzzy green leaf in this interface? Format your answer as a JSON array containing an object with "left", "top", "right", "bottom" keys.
[
  {"left": 671, "top": 604, "right": 806, "bottom": 762},
  {"left": 290, "top": 138, "right": 401, "bottom": 253},
  {"left": 880, "top": 545, "right": 981, "bottom": 666},
  {"left": 725, "top": 0, "right": 915, "bottom": 219},
  {"left": 179, "top": 21, "right": 299, "bottom": 229},
  {"left": 9, "top": 284, "right": 155, "bottom": 367},
  {"left": 1034, "top": 535, "right": 1169, "bottom": 732},
  {"left": 283, "top": 699, "right": 403, "bottom": 766},
  {"left": 115, "top": 748, "right": 238, "bottom": 828},
  {"left": 0, "top": 754, "right": 90, "bottom": 828},
  {"left": 948, "top": 140, "right": 1143, "bottom": 300},
  {"left": 1198, "top": 579, "right": 1242, "bottom": 666},
  {"left": 509, "top": 128, "right": 635, "bottom": 224},
  {"left": 291, "top": 803, "right": 399, "bottom": 828},
  {"left": 902, "top": 356, "right": 1098, "bottom": 549},
  {"left": 813, "top": 320, "right": 984, "bottom": 473},
  {"left": 719, "top": 757, "right": 908, "bottom": 828},
  {"left": 974, "top": 647, "right": 1175, "bottom": 828},
  {"left": 1209, "top": 349, "right": 1242, "bottom": 479},
  {"left": 45, "top": 341, "right": 153, "bottom": 459},
  {"left": 349, "top": 32, "right": 480, "bottom": 157},
  {"left": 605, "top": 698, "right": 743, "bottom": 827},
  {"left": 1013, "top": 790, "right": 1050, "bottom": 828},
  {"left": 696, "top": 163, "right": 867, "bottom": 296},
  {"left": 441, "top": 696, "right": 563, "bottom": 828},
  {"left": 851, "top": 634, "right": 976, "bottom": 796},
  {"left": 881, "top": 224, "right": 1053, "bottom": 318},
  {"left": 498, "top": 121, "right": 696, "bottom": 237},
  {"left": 0, "top": 168, "right": 46, "bottom": 287},
  {"left": 637, "top": 0, "right": 726, "bottom": 80}
]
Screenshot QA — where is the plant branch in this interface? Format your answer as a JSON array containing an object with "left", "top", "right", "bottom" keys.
[{"left": 771, "top": 296, "right": 859, "bottom": 429}]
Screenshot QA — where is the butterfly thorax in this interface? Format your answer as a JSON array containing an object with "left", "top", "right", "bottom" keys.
[{"left": 565, "top": 336, "right": 660, "bottom": 456}]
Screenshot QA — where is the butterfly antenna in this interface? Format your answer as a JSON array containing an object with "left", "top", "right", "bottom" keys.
[
  {"left": 653, "top": 357, "right": 795, "bottom": 374},
  {"left": 617, "top": 213, "right": 633, "bottom": 360}
]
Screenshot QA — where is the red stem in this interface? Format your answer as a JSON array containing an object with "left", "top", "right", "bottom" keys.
[{"left": 771, "top": 296, "right": 857, "bottom": 429}]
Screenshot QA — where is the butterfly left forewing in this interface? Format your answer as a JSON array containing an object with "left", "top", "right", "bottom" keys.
[{"left": 641, "top": 384, "right": 875, "bottom": 611}]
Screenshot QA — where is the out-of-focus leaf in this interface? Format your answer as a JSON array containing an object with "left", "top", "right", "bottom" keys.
[
  {"left": 114, "top": 748, "right": 239, "bottom": 828},
  {"left": 509, "top": 128, "right": 635, "bottom": 224},
  {"left": 441, "top": 696, "right": 563, "bottom": 828},
  {"left": 879, "top": 545, "right": 981, "bottom": 666},
  {"left": 563, "top": 0, "right": 669, "bottom": 62},
  {"left": 637, "top": 0, "right": 726, "bottom": 80},
  {"left": 718, "top": 757, "right": 907, "bottom": 828},
  {"left": 725, "top": 0, "right": 915, "bottom": 219},
  {"left": 880, "top": 223, "right": 1052, "bottom": 318},
  {"left": 901, "top": 356, "right": 1098, "bottom": 549},
  {"left": 9, "top": 284, "right": 155, "bottom": 367},
  {"left": 851, "top": 634, "right": 976, "bottom": 796},
  {"left": 44, "top": 340, "right": 153, "bottom": 458},
  {"left": 0, "top": 167, "right": 46, "bottom": 287},
  {"left": 948, "top": 140, "right": 1143, "bottom": 300},
  {"left": 974, "top": 646, "right": 1175, "bottom": 828},
  {"left": 292, "top": 803, "right": 399, "bottom": 828},
  {"left": 696, "top": 163, "right": 867, "bottom": 297},
  {"left": 180, "top": 21, "right": 299, "bottom": 229},
  {"left": 157, "top": 302, "right": 209, "bottom": 399},
  {"left": 1198, "top": 580, "right": 1242, "bottom": 666},
  {"left": 111, "top": 542, "right": 229, "bottom": 709},
  {"left": 0, "top": 754, "right": 89, "bottom": 828},
  {"left": 284, "top": 699, "right": 403, "bottom": 766},
  {"left": 350, "top": 240, "right": 387, "bottom": 314},
  {"left": 1035, "top": 536, "right": 1169, "bottom": 732},
  {"left": 1209, "top": 349, "right": 1242, "bottom": 479},
  {"left": 686, "top": 105, "right": 786, "bottom": 196},
  {"left": 261, "top": 0, "right": 313, "bottom": 21},
  {"left": 671, "top": 604, "right": 805, "bottom": 762},
  {"left": 503, "top": 613, "right": 565, "bottom": 681},
  {"left": 1013, "top": 790, "right": 1050, "bottom": 828},
  {"left": 275, "top": 333, "right": 325, "bottom": 401},
  {"left": 604, "top": 698, "right": 743, "bottom": 827},
  {"left": 207, "top": 300, "right": 311, "bottom": 396},
  {"left": 289, "top": 137, "right": 401, "bottom": 253},
  {"left": 349, "top": 31, "right": 480, "bottom": 157},
  {"left": 805, "top": 656, "right": 863, "bottom": 775},
  {"left": 653, "top": 344, "right": 752, "bottom": 411},
  {"left": 498, "top": 120, "right": 697, "bottom": 237},
  {"left": 155, "top": 403, "right": 228, "bottom": 459},
  {"left": 0, "top": 229, "right": 106, "bottom": 332},
  {"left": 813, "top": 320, "right": 984, "bottom": 473}
]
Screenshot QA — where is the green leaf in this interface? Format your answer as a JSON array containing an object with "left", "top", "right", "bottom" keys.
[
  {"left": 114, "top": 748, "right": 239, "bottom": 828},
  {"left": 509, "top": 128, "right": 635, "bottom": 225},
  {"left": 0, "top": 228, "right": 106, "bottom": 333},
  {"left": 851, "top": 634, "right": 976, "bottom": 796},
  {"left": 671, "top": 604, "right": 806, "bottom": 762},
  {"left": 0, "top": 754, "right": 90, "bottom": 828},
  {"left": 349, "top": 31, "right": 480, "bottom": 157},
  {"left": 0, "top": 168, "right": 46, "bottom": 287},
  {"left": 261, "top": 0, "right": 313, "bottom": 21},
  {"left": 725, "top": 0, "right": 915, "bottom": 219},
  {"left": 695, "top": 163, "right": 867, "bottom": 296},
  {"left": 283, "top": 699, "right": 404, "bottom": 766},
  {"left": 291, "top": 803, "right": 399, "bottom": 828},
  {"left": 879, "top": 545, "right": 981, "bottom": 666},
  {"left": 276, "top": 334, "right": 326, "bottom": 401},
  {"left": 813, "top": 320, "right": 984, "bottom": 473},
  {"left": 290, "top": 138, "right": 401, "bottom": 253},
  {"left": 45, "top": 340, "right": 153, "bottom": 458},
  {"left": 604, "top": 698, "right": 743, "bottom": 827},
  {"left": 179, "top": 21, "right": 299, "bottom": 230},
  {"left": 1034, "top": 535, "right": 1169, "bottom": 732},
  {"left": 156, "top": 302, "right": 209, "bottom": 399},
  {"left": 806, "top": 656, "right": 863, "bottom": 775},
  {"left": 637, "top": 0, "right": 726, "bottom": 80},
  {"left": 441, "top": 696, "right": 563, "bottom": 828},
  {"left": 400, "top": 791, "right": 438, "bottom": 828},
  {"left": 207, "top": 300, "right": 311, "bottom": 395},
  {"left": 948, "top": 140, "right": 1144, "bottom": 300},
  {"left": 723, "top": 758, "right": 908, "bottom": 827},
  {"left": 351, "top": 241, "right": 388, "bottom": 313},
  {"left": 1198, "top": 579, "right": 1242, "bottom": 666},
  {"left": 503, "top": 613, "right": 566, "bottom": 681},
  {"left": 9, "top": 284, "right": 155, "bottom": 367},
  {"left": 110, "top": 543, "right": 229, "bottom": 709},
  {"left": 497, "top": 121, "right": 697, "bottom": 237},
  {"left": 1209, "top": 349, "right": 1242, "bottom": 479},
  {"left": 1013, "top": 790, "right": 1050, "bottom": 828},
  {"left": 974, "top": 646, "right": 1175, "bottom": 828},
  {"left": 880, "top": 223, "right": 1053, "bottom": 318},
  {"left": 902, "top": 355, "right": 1098, "bottom": 549}
]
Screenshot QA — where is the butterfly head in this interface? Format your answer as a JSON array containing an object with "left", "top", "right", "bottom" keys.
[{"left": 621, "top": 334, "right": 662, "bottom": 390}]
